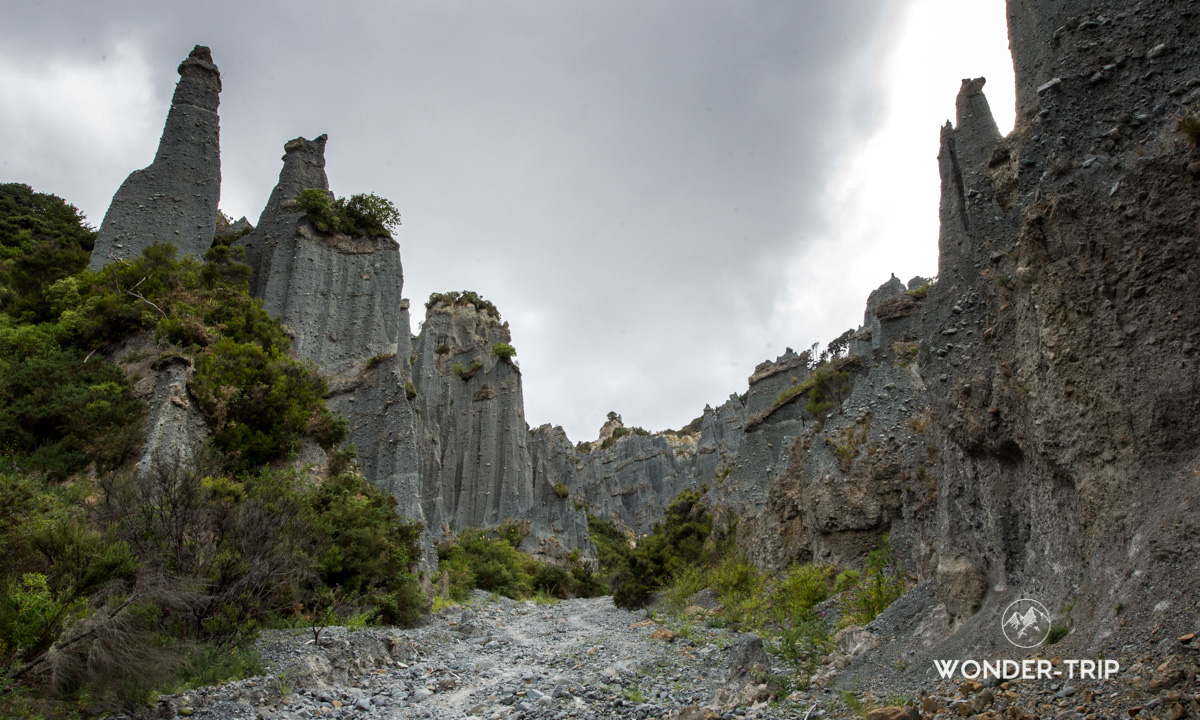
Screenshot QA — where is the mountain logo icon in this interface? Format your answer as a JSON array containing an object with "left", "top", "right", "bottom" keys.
[{"left": 1001, "top": 598, "right": 1052, "bottom": 648}]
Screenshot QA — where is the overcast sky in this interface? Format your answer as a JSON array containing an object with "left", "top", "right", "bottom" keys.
[{"left": 0, "top": 1, "right": 1014, "bottom": 443}]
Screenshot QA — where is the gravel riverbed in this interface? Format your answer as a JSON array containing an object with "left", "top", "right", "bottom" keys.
[
  {"left": 141, "top": 591, "right": 1200, "bottom": 720},
  {"left": 145, "top": 593, "right": 824, "bottom": 720}
]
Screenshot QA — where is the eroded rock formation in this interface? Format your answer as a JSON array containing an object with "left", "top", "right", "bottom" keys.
[
  {"left": 92, "top": 46, "right": 221, "bottom": 269},
  {"left": 237, "top": 136, "right": 407, "bottom": 376},
  {"left": 920, "top": 0, "right": 1200, "bottom": 643},
  {"left": 411, "top": 298, "right": 594, "bottom": 562}
]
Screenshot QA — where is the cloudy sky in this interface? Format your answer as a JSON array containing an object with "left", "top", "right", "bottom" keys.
[{"left": 0, "top": 1, "right": 1014, "bottom": 443}]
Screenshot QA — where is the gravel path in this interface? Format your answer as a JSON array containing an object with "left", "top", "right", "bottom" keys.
[
  {"left": 151, "top": 593, "right": 824, "bottom": 720},
  {"left": 145, "top": 592, "right": 1200, "bottom": 720}
]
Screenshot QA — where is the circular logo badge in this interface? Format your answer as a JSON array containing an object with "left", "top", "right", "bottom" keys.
[{"left": 1001, "top": 598, "right": 1052, "bottom": 648}]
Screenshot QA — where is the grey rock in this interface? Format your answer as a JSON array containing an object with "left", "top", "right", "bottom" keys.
[
  {"left": 92, "top": 46, "right": 220, "bottom": 269},
  {"left": 237, "top": 135, "right": 407, "bottom": 376},
  {"left": 236, "top": 135, "right": 429, "bottom": 561},
  {"left": 724, "top": 634, "right": 770, "bottom": 685},
  {"left": 134, "top": 356, "right": 209, "bottom": 475},
  {"left": 412, "top": 298, "right": 593, "bottom": 563}
]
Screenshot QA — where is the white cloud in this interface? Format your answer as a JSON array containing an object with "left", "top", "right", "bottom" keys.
[
  {"left": 0, "top": 40, "right": 159, "bottom": 224},
  {"left": 775, "top": 0, "right": 1015, "bottom": 354}
]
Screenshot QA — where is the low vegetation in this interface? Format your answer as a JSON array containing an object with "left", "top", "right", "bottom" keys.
[
  {"left": 425, "top": 290, "right": 500, "bottom": 319},
  {"left": 435, "top": 525, "right": 603, "bottom": 603},
  {"left": 295, "top": 189, "right": 400, "bottom": 238},
  {"left": 0, "top": 189, "right": 422, "bottom": 716},
  {"left": 907, "top": 277, "right": 937, "bottom": 298},
  {"left": 492, "top": 342, "right": 516, "bottom": 361},
  {"left": 596, "top": 488, "right": 908, "bottom": 689}
]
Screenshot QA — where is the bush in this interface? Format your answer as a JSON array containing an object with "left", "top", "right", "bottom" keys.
[
  {"left": 425, "top": 291, "right": 500, "bottom": 319},
  {"left": 1045, "top": 625, "right": 1070, "bottom": 645},
  {"left": 0, "top": 324, "right": 145, "bottom": 478},
  {"left": 553, "top": 482, "right": 569, "bottom": 499},
  {"left": 437, "top": 529, "right": 536, "bottom": 600},
  {"left": 295, "top": 189, "right": 400, "bottom": 238},
  {"left": 837, "top": 535, "right": 905, "bottom": 626},
  {"left": 0, "top": 183, "right": 94, "bottom": 323},
  {"left": 492, "top": 342, "right": 516, "bottom": 361},
  {"left": 451, "top": 360, "right": 482, "bottom": 380},
  {"left": 307, "top": 472, "right": 425, "bottom": 625},
  {"left": 191, "top": 337, "right": 337, "bottom": 471},
  {"left": 610, "top": 489, "right": 720, "bottom": 609},
  {"left": 436, "top": 525, "right": 601, "bottom": 602}
]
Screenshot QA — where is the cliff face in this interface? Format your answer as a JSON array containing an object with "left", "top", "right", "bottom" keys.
[
  {"left": 921, "top": 0, "right": 1200, "bottom": 641},
  {"left": 547, "top": 424, "right": 701, "bottom": 535},
  {"left": 565, "top": 277, "right": 935, "bottom": 575},
  {"left": 91, "top": 46, "right": 221, "bottom": 269},
  {"left": 237, "top": 136, "right": 408, "bottom": 376},
  {"left": 563, "top": 0, "right": 1200, "bottom": 651},
  {"left": 412, "top": 300, "right": 593, "bottom": 561},
  {"left": 235, "top": 135, "right": 427, "bottom": 551}
]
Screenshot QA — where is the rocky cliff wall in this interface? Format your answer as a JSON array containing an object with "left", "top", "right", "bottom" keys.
[
  {"left": 412, "top": 299, "right": 593, "bottom": 562},
  {"left": 237, "top": 136, "right": 408, "bottom": 377},
  {"left": 562, "top": 1, "right": 1200, "bottom": 653},
  {"left": 234, "top": 135, "right": 428, "bottom": 558},
  {"left": 919, "top": 0, "right": 1200, "bottom": 646},
  {"left": 563, "top": 277, "right": 933, "bottom": 576},
  {"left": 92, "top": 46, "right": 221, "bottom": 269}
]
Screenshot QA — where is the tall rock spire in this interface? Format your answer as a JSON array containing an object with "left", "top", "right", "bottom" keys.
[{"left": 91, "top": 45, "right": 222, "bottom": 269}]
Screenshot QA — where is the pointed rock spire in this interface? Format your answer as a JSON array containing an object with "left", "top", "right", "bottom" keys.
[{"left": 91, "top": 45, "right": 222, "bottom": 269}]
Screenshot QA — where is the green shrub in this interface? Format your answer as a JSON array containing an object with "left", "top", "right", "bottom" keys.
[
  {"left": 437, "top": 524, "right": 602, "bottom": 602},
  {"left": 0, "top": 183, "right": 94, "bottom": 323},
  {"left": 425, "top": 291, "right": 499, "bottom": 319},
  {"left": 0, "top": 323, "right": 145, "bottom": 479},
  {"left": 575, "top": 441, "right": 594, "bottom": 453},
  {"left": 191, "top": 337, "right": 337, "bottom": 471},
  {"left": 437, "top": 529, "right": 535, "bottom": 600},
  {"left": 295, "top": 189, "right": 400, "bottom": 238},
  {"left": 587, "top": 513, "right": 632, "bottom": 591},
  {"left": 532, "top": 564, "right": 572, "bottom": 599},
  {"left": 838, "top": 535, "right": 905, "bottom": 626},
  {"left": 553, "top": 482, "right": 570, "bottom": 499},
  {"left": 833, "top": 569, "right": 861, "bottom": 594},
  {"left": 600, "top": 426, "right": 630, "bottom": 450},
  {"left": 570, "top": 566, "right": 607, "bottom": 598},
  {"left": 610, "top": 489, "right": 720, "bottom": 609},
  {"left": 492, "top": 342, "right": 516, "bottom": 361},
  {"left": 366, "top": 352, "right": 394, "bottom": 369},
  {"left": 307, "top": 472, "right": 424, "bottom": 625},
  {"left": 327, "top": 444, "right": 358, "bottom": 476},
  {"left": 405, "top": 381, "right": 417, "bottom": 401},
  {"left": 451, "top": 360, "right": 482, "bottom": 379},
  {"left": 1045, "top": 625, "right": 1070, "bottom": 645},
  {"left": 907, "top": 278, "right": 937, "bottom": 298}
]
